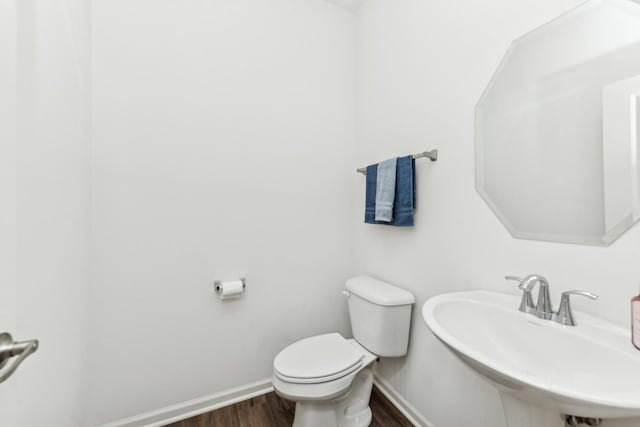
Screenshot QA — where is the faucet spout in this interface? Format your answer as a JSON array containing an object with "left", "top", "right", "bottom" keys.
[
  {"left": 535, "top": 281, "right": 553, "bottom": 320},
  {"left": 519, "top": 274, "right": 553, "bottom": 319}
]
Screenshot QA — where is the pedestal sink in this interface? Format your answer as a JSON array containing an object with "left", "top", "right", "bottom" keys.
[{"left": 422, "top": 290, "right": 640, "bottom": 427}]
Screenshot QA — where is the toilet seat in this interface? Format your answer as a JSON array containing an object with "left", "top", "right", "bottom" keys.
[
  {"left": 274, "top": 333, "right": 364, "bottom": 384},
  {"left": 272, "top": 335, "right": 377, "bottom": 403}
]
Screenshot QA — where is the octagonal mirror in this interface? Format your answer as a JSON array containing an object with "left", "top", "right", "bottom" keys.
[{"left": 476, "top": 0, "right": 640, "bottom": 245}]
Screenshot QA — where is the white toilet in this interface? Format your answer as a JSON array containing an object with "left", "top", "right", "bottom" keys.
[{"left": 272, "top": 276, "right": 415, "bottom": 427}]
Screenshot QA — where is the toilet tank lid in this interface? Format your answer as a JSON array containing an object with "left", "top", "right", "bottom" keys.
[{"left": 346, "top": 276, "right": 415, "bottom": 306}]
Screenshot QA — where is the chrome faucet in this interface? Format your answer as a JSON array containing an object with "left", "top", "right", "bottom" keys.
[
  {"left": 505, "top": 274, "right": 553, "bottom": 320},
  {"left": 505, "top": 275, "right": 599, "bottom": 326}
]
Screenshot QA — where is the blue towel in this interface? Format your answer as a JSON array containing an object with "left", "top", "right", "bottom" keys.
[
  {"left": 375, "top": 158, "right": 397, "bottom": 222},
  {"left": 390, "top": 155, "right": 415, "bottom": 227},
  {"left": 364, "top": 155, "right": 415, "bottom": 227},
  {"left": 364, "top": 164, "right": 378, "bottom": 224}
]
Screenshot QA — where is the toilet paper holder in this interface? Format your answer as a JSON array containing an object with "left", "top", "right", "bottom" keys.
[{"left": 214, "top": 277, "right": 246, "bottom": 293}]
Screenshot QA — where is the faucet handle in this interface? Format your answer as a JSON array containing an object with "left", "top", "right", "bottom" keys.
[
  {"left": 553, "top": 290, "right": 599, "bottom": 326},
  {"left": 563, "top": 290, "right": 598, "bottom": 300},
  {"left": 505, "top": 275, "right": 535, "bottom": 313}
]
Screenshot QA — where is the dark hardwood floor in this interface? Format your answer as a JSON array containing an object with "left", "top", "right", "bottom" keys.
[{"left": 164, "top": 385, "right": 413, "bottom": 427}]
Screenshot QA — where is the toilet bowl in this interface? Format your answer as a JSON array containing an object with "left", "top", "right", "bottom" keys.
[{"left": 272, "top": 276, "right": 415, "bottom": 427}]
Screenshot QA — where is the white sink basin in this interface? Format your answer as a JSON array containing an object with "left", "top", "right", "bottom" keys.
[{"left": 422, "top": 290, "right": 640, "bottom": 424}]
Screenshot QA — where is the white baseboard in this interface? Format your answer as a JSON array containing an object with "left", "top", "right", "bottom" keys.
[
  {"left": 98, "top": 378, "right": 273, "bottom": 427},
  {"left": 373, "top": 374, "right": 435, "bottom": 427},
  {"left": 99, "top": 374, "right": 432, "bottom": 427}
]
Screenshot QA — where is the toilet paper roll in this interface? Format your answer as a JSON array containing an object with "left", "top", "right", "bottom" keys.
[{"left": 219, "top": 280, "right": 244, "bottom": 300}]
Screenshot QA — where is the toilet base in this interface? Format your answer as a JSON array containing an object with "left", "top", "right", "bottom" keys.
[{"left": 292, "top": 368, "right": 374, "bottom": 427}]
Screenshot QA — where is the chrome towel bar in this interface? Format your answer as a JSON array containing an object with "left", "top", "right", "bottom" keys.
[{"left": 356, "top": 149, "right": 438, "bottom": 174}]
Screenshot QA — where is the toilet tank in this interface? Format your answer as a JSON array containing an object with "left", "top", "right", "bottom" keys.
[{"left": 345, "top": 276, "right": 415, "bottom": 357}]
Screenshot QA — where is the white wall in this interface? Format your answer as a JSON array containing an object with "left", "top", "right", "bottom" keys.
[
  {"left": 354, "top": 1, "right": 640, "bottom": 426},
  {"left": 13, "top": 0, "right": 91, "bottom": 426},
  {"left": 0, "top": 0, "right": 18, "bottom": 424},
  {"left": 88, "top": 0, "right": 356, "bottom": 424}
]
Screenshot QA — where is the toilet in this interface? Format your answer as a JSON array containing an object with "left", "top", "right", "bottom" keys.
[{"left": 272, "top": 276, "right": 415, "bottom": 427}]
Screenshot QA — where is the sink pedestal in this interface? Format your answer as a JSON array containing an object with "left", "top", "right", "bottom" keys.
[{"left": 499, "top": 392, "right": 564, "bottom": 427}]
